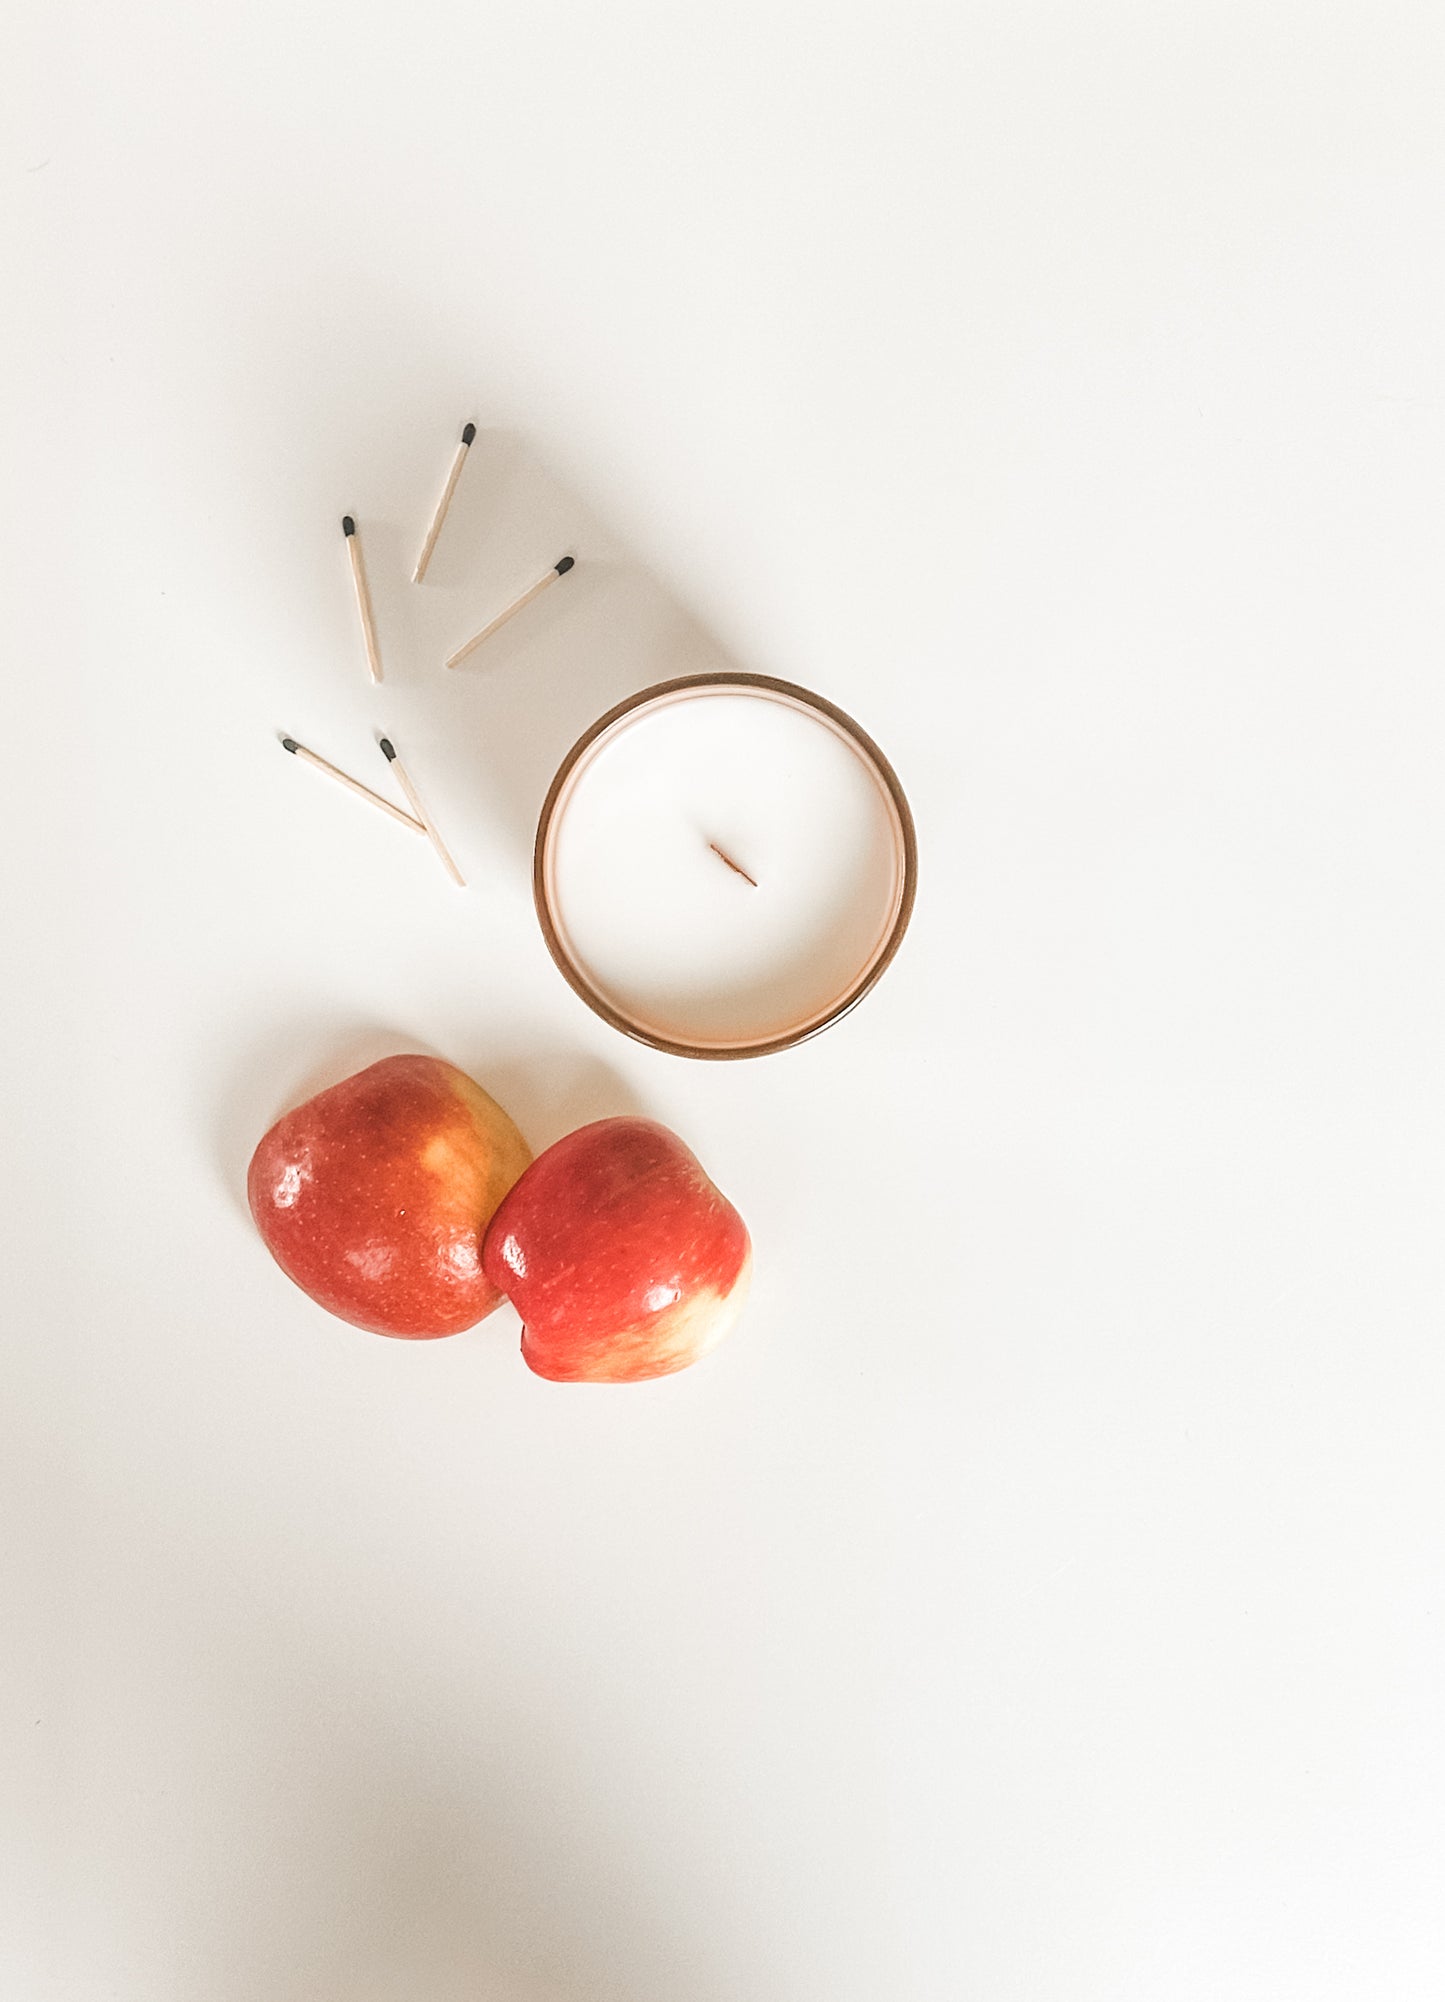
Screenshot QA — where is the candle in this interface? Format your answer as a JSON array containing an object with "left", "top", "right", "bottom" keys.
[{"left": 535, "top": 675, "right": 916, "bottom": 1057}]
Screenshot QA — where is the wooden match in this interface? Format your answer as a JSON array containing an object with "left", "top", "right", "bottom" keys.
[
  {"left": 281, "top": 737, "right": 424, "bottom": 833},
  {"left": 342, "top": 515, "right": 383, "bottom": 683},
  {"left": 379, "top": 737, "right": 466, "bottom": 887},
  {"left": 413, "top": 421, "right": 476, "bottom": 584},
  {"left": 445, "top": 555, "right": 575, "bottom": 670}
]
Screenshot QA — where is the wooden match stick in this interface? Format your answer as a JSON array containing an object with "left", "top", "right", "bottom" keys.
[
  {"left": 379, "top": 738, "right": 466, "bottom": 887},
  {"left": 342, "top": 515, "right": 383, "bottom": 683},
  {"left": 281, "top": 737, "right": 425, "bottom": 833},
  {"left": 445, "top": 556, "right": 575, "bottom": 670},
  {"left": 709, "top": 841, "right": 758, "bottom": 887},
  {"left": 412, "top": 422, "right": 476, "bottom": 583}
]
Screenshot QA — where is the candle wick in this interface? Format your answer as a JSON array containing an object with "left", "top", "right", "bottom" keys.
[{"left": 708, "top": 841, "right": 759, "bottom": 888}]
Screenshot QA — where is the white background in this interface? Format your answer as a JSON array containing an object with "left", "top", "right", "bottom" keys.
[{"left": 5, "top": 3, "right": 1445, "bottom": 1996}]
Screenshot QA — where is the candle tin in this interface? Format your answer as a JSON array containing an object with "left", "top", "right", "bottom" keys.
[{"left": 534, "top": 673, "right": 917, "bottom": 1059}]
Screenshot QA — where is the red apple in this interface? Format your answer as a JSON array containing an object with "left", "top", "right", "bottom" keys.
[
  {"left": 481, "top": 1116, "right": 751, "bottom": 1382},
  {"left": 248, "top": 1054, "right": 533, "bottom": 1339}
]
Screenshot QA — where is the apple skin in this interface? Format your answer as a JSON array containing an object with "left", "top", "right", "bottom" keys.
[
  {"left": 481, "top": 1116, "right": 751, "bottom": 1382},
  {"left": 248, "top": 1055, "right": 533, "bottom": 1339}
]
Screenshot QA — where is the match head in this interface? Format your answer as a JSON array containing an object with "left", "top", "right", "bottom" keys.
[
  {"left": 281, "top": 737, "right": 299, "bottom": 754},
  {"left": 554, "top": 555, "right": 575, "bottom": 576},
  {"left": 342, "top": 515, "right": 356, "bottom": 536},
  {"left": 379, "top": 737, "right": 397, "bottom": 762},
  {"left": 461, "top": 422, "right": 477, "bottom": 445}
]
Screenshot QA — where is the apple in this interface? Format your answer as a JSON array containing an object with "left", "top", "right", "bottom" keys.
[
  {"left": 481, "top": 1116, "right": 751, "bottom": 1382},
  {"left": 248, "top": 1054, "right": 532, "bottom": 1339}
]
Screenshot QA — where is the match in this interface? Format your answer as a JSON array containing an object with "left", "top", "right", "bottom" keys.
[
  {"left": 445, "top": 555, "right": 575, "bottom": 670},
  {"left": 379, "top": 737, "right": 466, "bottom": 887},
  {"left": 412, "top": 421, "right": 477, "bottom": 584},
  {"left": 342, "top": 515, "right": 383, "bottom": 683},
  {"left": 280, "top": 737, "right": 424, "bottom": 834}
]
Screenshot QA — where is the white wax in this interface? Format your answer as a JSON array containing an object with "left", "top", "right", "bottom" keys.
[{"left": 544, "top": 687, "right": 906, "bottom": 1050}]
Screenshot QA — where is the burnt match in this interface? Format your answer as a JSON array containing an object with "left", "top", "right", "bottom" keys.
[
  {"left": 412, "top": 420, "right": 477, "bottom": 584},
  {"left": 379, "top": 737, "right": 465, "bottom": 887},
  {"left": 281, "top": 736, "right": 424, "bottom": 834},
  {"left": 445, "top": 556, "right": 575, "bottom": 670},
  {"left": 342, "top": 515, "right": 383, "bottom": 684}
]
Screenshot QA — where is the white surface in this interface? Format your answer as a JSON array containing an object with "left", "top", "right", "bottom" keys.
[
  {"left": 6, "top": 4, "right": 1445, "bottom": 1997},
  {"left": 548, "top": 686, "right": 904, "bottom": 1046}
]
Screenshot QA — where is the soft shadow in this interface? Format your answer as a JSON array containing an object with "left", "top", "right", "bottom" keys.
[
  {"left": 458, "top": 1044, "right": 652, "bottom": 1154},
  {"left": 245, "top": 1706, "right": 682, "bottom": 2002},
  {"left": 370, "top": 431, "right": 748, "bottom": 866},
  {"left": 449, "top": 567, "right": 738, "bottom": 867},
  {"left": 90, "top": 1485, "right": 720, "bottom": 2002}
]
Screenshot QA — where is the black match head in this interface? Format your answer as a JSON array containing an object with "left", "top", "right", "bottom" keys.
[
  {"left": 379, "top": 737, "right": 397, "bottom": 761},
  {"left": 342, "top": 515, "right": 356, "bottom": 536},
  {"left": 461, "top": 422, "right": 477, "bottom": 445},
  {"left": 281, "top": 737, "right": 299, "bottom": 753},
  {"left": 554, "top": 555, "right": 575, "bottom": 576}
]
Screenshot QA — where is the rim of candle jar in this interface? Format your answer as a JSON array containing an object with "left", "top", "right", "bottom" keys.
[{"left": 533, "top": 672, "right": 918, "bottom": 1060}]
